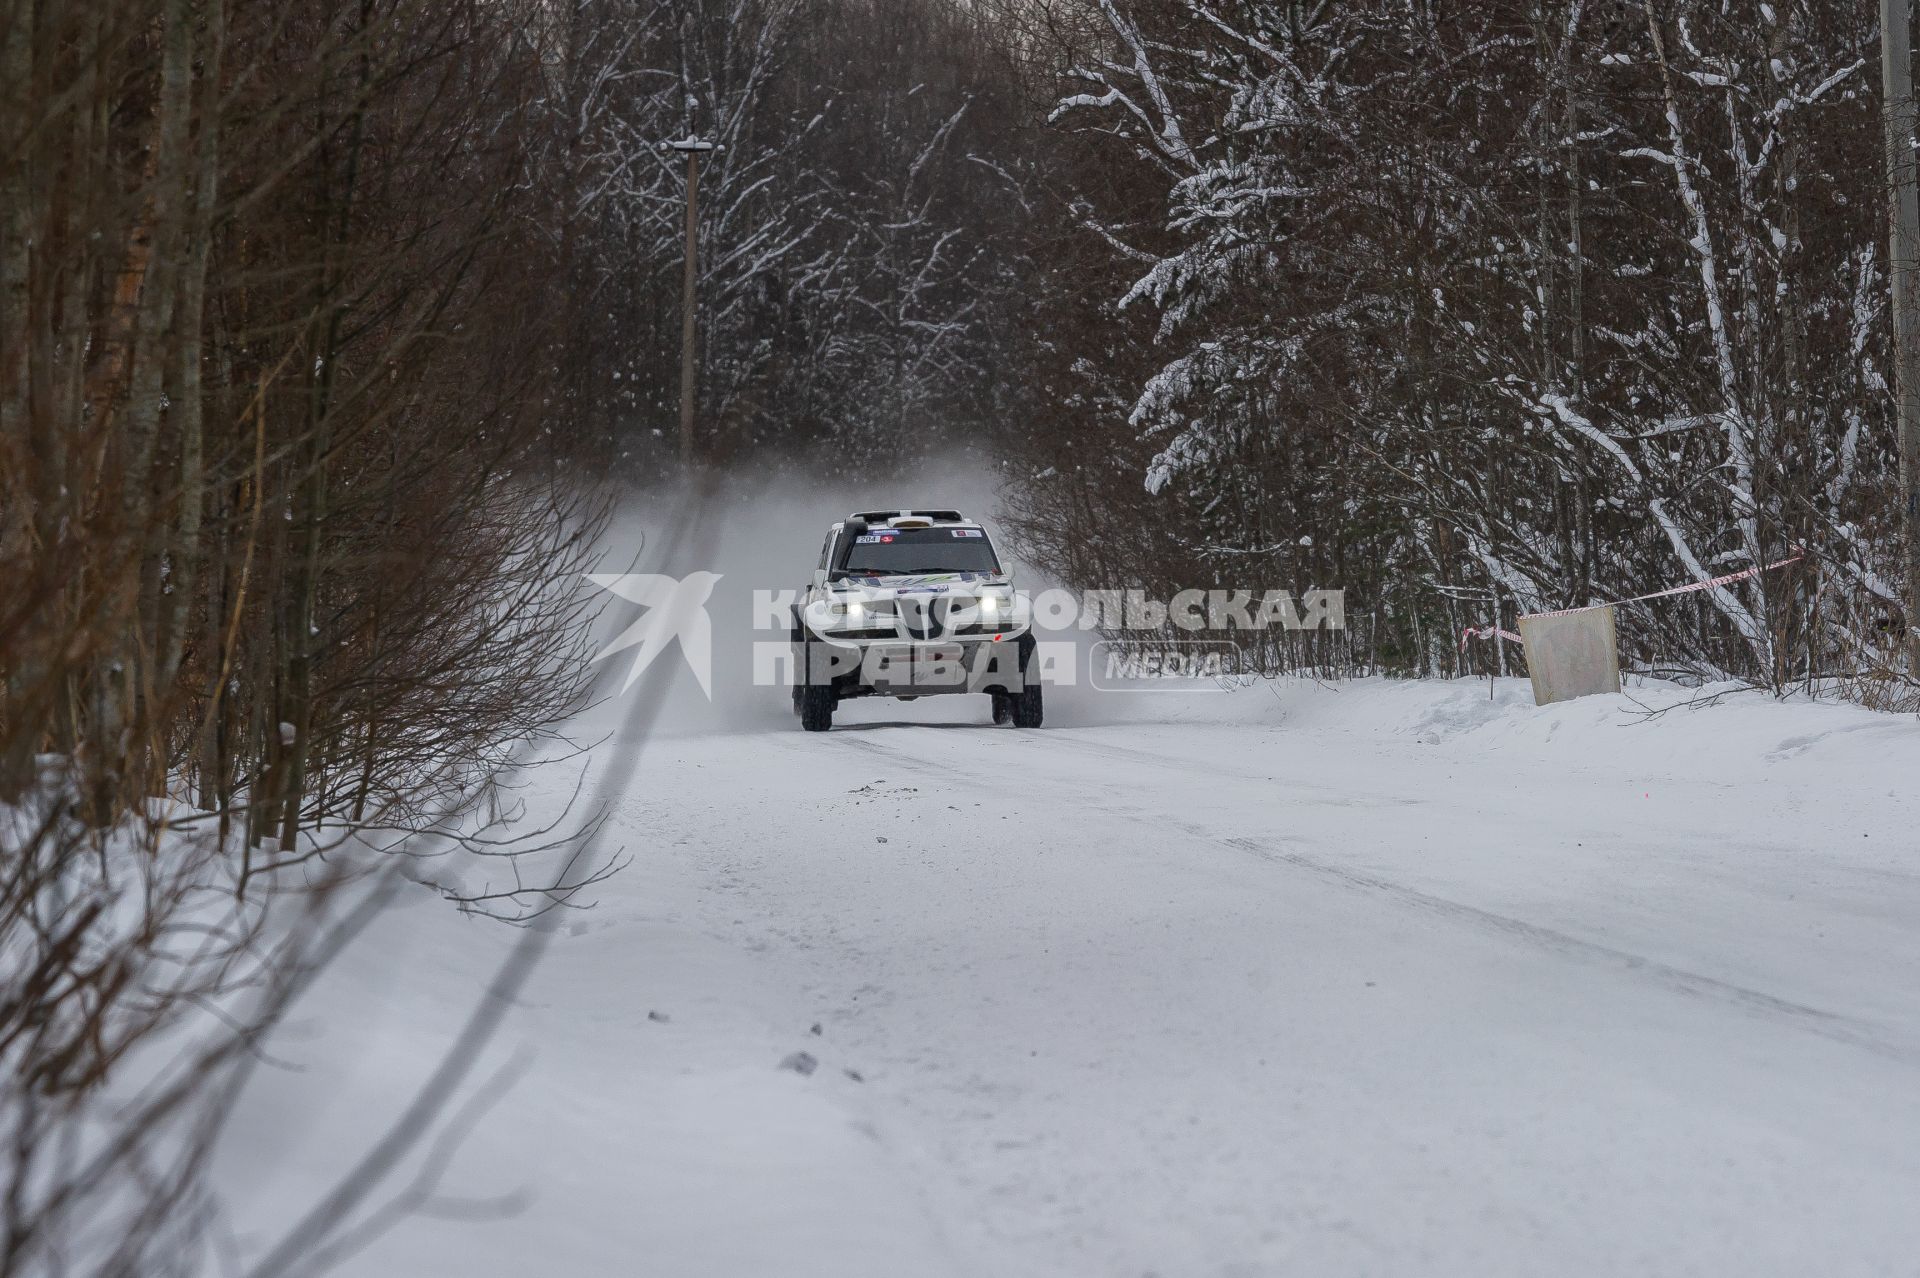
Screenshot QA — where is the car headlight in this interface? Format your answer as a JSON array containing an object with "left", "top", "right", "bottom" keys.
[
  {"left": 972, "top": 588, "right": 1015, "bottom": 621},
  {"left": 827, "top": 596, "right": 893, "bottom": 625}
]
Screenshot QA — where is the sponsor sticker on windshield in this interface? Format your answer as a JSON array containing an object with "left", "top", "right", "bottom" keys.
[
  {"left": 855, "top": 534, "right": 897, "bottom": 544},
  {"left": 951, "top": 529, "right": 983, "bottom": 537}
]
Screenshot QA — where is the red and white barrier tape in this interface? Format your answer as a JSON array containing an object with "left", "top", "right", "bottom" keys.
[
  {"left": 1458, "top": 624, "right": 1522, "bottom": 651},
  {"left": 1523, "top": 551, "right": 1804, "bottom": 621},
  {"left": 1459, "top": 551, "right": 1805, "bottom": 650}
]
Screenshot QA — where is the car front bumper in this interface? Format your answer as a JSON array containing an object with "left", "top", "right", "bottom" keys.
[{"left": 797, "top": 628, "right": 1034, "bottom": 697}]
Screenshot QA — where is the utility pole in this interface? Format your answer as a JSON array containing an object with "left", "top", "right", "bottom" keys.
[
  {"left": 1883, "top": 0, "right": 1920, "bottom": 667},
  {"left": 665, "top": 137, "right": 718, "bottom": 468}
]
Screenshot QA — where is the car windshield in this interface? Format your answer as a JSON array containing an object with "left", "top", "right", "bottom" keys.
[{"left": 841, "top": 527, "right": 1000, "bottom": 576}]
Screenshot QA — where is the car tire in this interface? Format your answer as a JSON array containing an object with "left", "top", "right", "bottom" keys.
[
  {"left": 991, "top": 691, "right": 1012, "bottom": 725},
  {"left": 800, "top": 682, "right": 835, "bottom": 732},
  {"left": 1010, "top": 679, "right": 1043, "bottom": 728},
  {"left": 790, "top": 610, "right": 807, "bottom": 716},
  {"left": 1011, "top": 636, "right": 1043, "bottom": 728}
]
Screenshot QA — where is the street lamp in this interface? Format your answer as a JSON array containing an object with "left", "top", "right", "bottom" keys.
[{"left": 663, "top": 137, "right": 719, "bottom": 468}]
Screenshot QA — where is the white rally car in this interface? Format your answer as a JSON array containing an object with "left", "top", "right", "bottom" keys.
[{"left": 791, "top": 510, "right": 1042, "bottom": 732}]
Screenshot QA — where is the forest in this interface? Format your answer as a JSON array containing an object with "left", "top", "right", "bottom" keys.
[{"left": 2, "top": 0, "right": 1916, "bottom": 1271}]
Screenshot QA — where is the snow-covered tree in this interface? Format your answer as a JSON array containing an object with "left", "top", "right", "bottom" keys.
[{"left": 1019, "top": 0, "right": 1899, "bottom": 688}]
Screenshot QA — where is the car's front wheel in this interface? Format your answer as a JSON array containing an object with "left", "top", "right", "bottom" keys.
[
  {"left": 790, "top": 610, "right": 807, "bottom": 716},
  {"left": 800, "top": 682, "right": 835, "bottom": 732},
  {"left": 1010, "top": 678, "right": 1043, "bottom": 728},
  {"left": 1006, "top": 636, "right": 1043, "bottom": 728},
  {"left": 990, "top": 691, "right": 1012, "bottom": 725}
]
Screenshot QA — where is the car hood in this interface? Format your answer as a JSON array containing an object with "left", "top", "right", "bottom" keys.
[{"left": 836, "top": 571, "right": 1010, "bottom": 595}]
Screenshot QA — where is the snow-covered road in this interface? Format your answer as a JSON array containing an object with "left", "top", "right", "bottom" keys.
[{"left": 221, "top": 677, "right": 1920, "bottom": 1277}]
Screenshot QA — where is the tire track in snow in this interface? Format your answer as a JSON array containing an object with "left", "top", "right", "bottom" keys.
[
  {"left": 1213, "top": 835, "right": 1919, "bottom": 1067},
  {"left": 1020, "top": 725, "right": 1429, "bottom": 808},
  {"left": 809, "top": 728, "right": 1920, "bottom": 1069}
]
